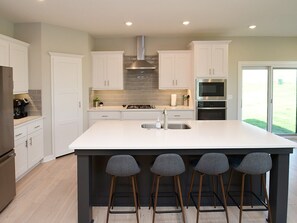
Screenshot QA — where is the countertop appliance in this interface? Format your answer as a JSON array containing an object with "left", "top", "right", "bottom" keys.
[
  {"left": 0, "top": 66, "right": 16, "bottom": 212},
  {"left": 126, "top": 105, "right": 155, "bottom": 109},
  {"left": 196, "top": 78, "right": 227, "bottom": 101},
  {"left": 13, "top": 98, "right": 29, "bottom": 119}
]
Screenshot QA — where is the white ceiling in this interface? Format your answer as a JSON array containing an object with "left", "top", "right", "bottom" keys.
[{"left": 0, "top": 0, "right": 296, "bottom": 37}]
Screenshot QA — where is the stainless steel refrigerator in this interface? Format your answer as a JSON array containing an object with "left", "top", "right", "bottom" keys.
[{"left": 0, "top": 66, "right": 16, "bottom": 212}]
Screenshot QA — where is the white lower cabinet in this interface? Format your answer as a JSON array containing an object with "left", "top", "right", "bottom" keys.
[
  {"left": 14, "top": 118, "right": 44, "bottom": 180},
  {"left": 167, "top": 110, "right": 194, "bottom": 120}
]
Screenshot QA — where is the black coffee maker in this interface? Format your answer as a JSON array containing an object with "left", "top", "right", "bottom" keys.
[{"left": 13, "top": 98, "right": 29, "bottom": 119}]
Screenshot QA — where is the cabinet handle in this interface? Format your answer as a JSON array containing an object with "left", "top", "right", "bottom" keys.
[
  {"left": 79, "top": 101, "right": 81, "bottom": 108},
  {"left": 175, "top": 80, "right": 178, "bottom": 85},
  {"left": 16, "top": 133, "right": 23, "bottom": 137},
  {"left": 101, "top": 115, "right": 108, "bottom": 118},
  {"left": 209, "top": 69, "right": 211, "bottom": 75},
  {"left": 107, "top": 80, "right": 109, "bottom": 86},
  {"left": 34, "top": 125, "right": 40, "bottom": 129},
  {"left": 25, "top": 140, "right": 28, "bottom": 148},
  {"left": 174, "top": 115, "right": 181, "bottom": 117},
  {"left": 30, "top": 137, "right": 32, "bottom": 146},
  {"left": 172, "top": 80, "right": 175, "bottom": 86},
  {"left": 213, "top": 68, "right": 215, "bottom": 75}
]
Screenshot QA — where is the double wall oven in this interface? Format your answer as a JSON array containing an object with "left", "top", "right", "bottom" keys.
[{"left": 195, "top": 78, "right": 227, "bottom": 120}]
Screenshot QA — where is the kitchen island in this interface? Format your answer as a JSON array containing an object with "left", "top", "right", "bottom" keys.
[{"left": 69, "top": 120, "right": 297, "bottom": 223}]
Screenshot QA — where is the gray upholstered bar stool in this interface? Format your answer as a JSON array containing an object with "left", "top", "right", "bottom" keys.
[
  {"left": 149, "top": 153, "right": 186, "bottom": 223},
  {"left": 226, "top": 152, "right": 272, "bottom": 223},
  {"left": 106, "top": 155, "right": 141, "bottom": 223},
  {"left": 187, "top": 153, "right": 229, "bottom": 223}
]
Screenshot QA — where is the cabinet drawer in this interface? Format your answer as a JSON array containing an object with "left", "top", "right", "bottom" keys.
[
  {"left": 89, "top": 111, "right": 121, "bottom": 120},
  {"left": 167, "top": 111, "right": 194, "bottom": 119},
  {"left": 14, "top": 126, "right": 27, "bottom": 141},
  {"left": 122, "top": 111, "right": 162, "bottom": 120},
  {"left": 27, "top": 119, "right": 43, "bottom": 134}
]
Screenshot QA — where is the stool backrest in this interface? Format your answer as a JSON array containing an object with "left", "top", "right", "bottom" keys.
[
  {"left": 236, "top": 152, "right": 272, "bottom": 175},
  {"left": 151, "top": 153, "right": 185, "bottom": 176},
  {"left": 195, "top": 153, "right": 229, "bottom": 175}
]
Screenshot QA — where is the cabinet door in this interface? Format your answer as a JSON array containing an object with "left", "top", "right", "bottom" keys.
[
  {"left": 159, "top": 53, "right": 175, "bottom": 89},
  {"left": 0, "top": 38, "right": 9, "bottom": 66},
  {"left": 14, "top": 136, "right": 28, "bottom": 179},
  {"left": 122, "top": 111, "right": 162, "bottom": 120},
  {"left": 175, "top": 52, "right": 191, "bottom": 88},
  {"left": 92, "top": 54, "right": 107, "bottom": 89},
  {"left": 27, "top": 129, "right": 44, "bottom": 169},
  {"left": 9, "top": 43, "right": 28, "bottom": 94},
  {"left": 195, "top": 44, "right": 212, "bottom": 77},
  {"left": 106, "top": 54, "right": 123, "bottom": 90},
  {"left": 212, "top": 44, "right": 228, "bottom": 77}
]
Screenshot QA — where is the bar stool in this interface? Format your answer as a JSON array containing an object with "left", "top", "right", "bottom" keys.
[
  {"left": 105, "top": 155, "right": 141, "bottom": 223},
  {"left": 149, "top": 153, "right": 186, "bottom": 223},
  {"left": 187, "top": 153, "right": 229, "bottom": 223},
  {"left": 226, "top": 152, "right": 272, "bottom": 223}
]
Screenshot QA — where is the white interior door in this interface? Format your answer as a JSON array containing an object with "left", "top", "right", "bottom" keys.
[{"left": 50, "top": 52, "right": 83, "bottom": 157}]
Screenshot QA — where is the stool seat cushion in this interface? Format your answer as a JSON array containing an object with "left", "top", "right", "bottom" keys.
[
  {"left": 151, "top": 154, "right": 185, "bottom": 176},
  {"left": 195, "top": 153, "right": 229, "bottom": 175},
  {"left": 232, "top": 152, "right": 272, "bottom": 175},
  {"left": 106, "top": 155, "right": 140, "bottom": 177}
]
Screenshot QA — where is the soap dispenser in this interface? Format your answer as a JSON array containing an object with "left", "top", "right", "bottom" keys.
[{"left": 156, "top": 117, "right": 161, "bottom": 129}]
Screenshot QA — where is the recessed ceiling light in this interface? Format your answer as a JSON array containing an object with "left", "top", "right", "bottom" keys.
[
  {"left": 183, "top": 21, "right": 190, "bottom": 26},
  {"left": 125, "top": 22, "right": 133, "bottom": 26},
  {"left": 37, "top": 0, "right": 45, "bottom": 2},
  {"left": 249, "top": 25, "right": 256, "bottom": 29}
]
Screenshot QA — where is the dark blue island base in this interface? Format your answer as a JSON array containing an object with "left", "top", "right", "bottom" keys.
[{"left": 76, "top": 148, "right": 292, "bottom": 223}]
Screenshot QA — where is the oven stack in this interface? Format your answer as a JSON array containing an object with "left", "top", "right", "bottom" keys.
[{"left": 195, "top": 79, "right": 227, "bottom": 120}]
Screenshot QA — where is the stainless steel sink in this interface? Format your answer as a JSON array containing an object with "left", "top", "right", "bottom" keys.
[{"left": 141, "top": 123, "right": 191, "bottom": 130}]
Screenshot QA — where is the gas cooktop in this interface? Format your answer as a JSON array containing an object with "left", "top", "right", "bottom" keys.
[{"left": 126, "top": 105, "right": 155, "bottom": 109}]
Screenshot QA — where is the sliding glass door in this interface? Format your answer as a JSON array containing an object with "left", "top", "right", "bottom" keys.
[{"left": 241, "top": 64, "right": 297, "bottom": 135}]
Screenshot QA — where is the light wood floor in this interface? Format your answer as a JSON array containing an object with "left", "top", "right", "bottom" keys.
[{"left": 1, "top": 150, "right": 297, "bottom": 223}]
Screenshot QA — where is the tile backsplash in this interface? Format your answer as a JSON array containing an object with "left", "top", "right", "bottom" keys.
[
  {"left": 91, "top": 55, "right": 188, "bottom": 106},
  {"left": 14, "top": 90, "right": 42, "bottom": 116}
]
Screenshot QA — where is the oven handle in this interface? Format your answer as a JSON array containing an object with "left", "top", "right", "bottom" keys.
[{"left": 197, "top": 107, "right": 227, "bottom": 110}]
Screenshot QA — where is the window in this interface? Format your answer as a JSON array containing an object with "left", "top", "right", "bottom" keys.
[{"left": 239, "top": 62, "right": 297, "bottom": 135}]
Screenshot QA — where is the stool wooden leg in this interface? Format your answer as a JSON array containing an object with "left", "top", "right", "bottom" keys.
[
  {"left": 226, "top": 169, "right": 234, "bottom": 202},
  {"left": 135, "top": 177, "right": 141, "bottom": 209},
  {"left": 187, "top": 170, "right": 196, "bottom": 208},
  {"left": 132, "top": 176, "right": 140, "bottom": 223},
  {"left": 212, "top": 175, "right": 217, "bottom": 208},
  {"left": 176, "top": 175, "right": 186, "bottom": 223},
  {"left": 197, "top": 174, "right": 204, "bottom": 223},
  {"left": 239, "top": 174, "right": 246, "bottom": 223},
  {"left": 111, "top": 176, "right": 117, "bottom": 209},
  {"left": 174, "top": 176, "right": 179, "bottom": 209},
  {"left": 152, "top": 176, "right": 160, "bottom": 223},
  {"left": 149, "top": 175, "right": 156, "bottom": 209},
  {"left": 261, "top": 174, "right": 272, "bottom": 223},
  {"left": 106, "top": 175, "right": 115, "bottom": 223},
  {"left": 250, "top": 175, "right": 253, "bottom": 208},
  {"left": 219, "top": 174, "right": 229, "bottom": 223}
]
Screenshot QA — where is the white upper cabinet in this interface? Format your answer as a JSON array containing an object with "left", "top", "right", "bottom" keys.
[
  {"left": 92, "top": 51, "right": 124, "bottom": 90},
  {"left": 190, "top": 41, "right": 230, "bottom": 78},
  {"left": 158, "top": 50, "right": 191, "bottom": 89},
  {"left": 0, "top": 34, "right": 29, "bottom": 94}
]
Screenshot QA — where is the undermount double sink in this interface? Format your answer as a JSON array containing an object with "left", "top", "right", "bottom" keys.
[{"left": 141, "top": 123, "right": 191, "bottom": 130}]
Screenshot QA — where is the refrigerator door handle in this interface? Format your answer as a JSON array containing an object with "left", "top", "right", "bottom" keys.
[{"left": 0, "top": 153, "right": 15, "bottom": 168}]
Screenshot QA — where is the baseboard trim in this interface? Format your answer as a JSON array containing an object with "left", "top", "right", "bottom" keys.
[{"left": 42, "top": 155, "right": 56, "bottom": 163}]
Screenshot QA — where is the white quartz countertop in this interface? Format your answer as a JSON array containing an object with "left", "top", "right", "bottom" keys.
[
  {"left": 69, "top": 120, "right": 297, "bottom": 150},
  {"left": 87, "top": 105, "right": 194, "bottom": 112},
  {"left": 14, "top": 116, "right": 43, "bottom": 127}
]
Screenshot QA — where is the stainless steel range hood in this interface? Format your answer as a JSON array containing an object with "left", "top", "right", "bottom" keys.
[{"left": 126, "top": 36, "right": 156, "bottom": 70}]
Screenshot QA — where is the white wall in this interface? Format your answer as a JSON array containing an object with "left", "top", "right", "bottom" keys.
[
  {"left": 0, "top": 17, "right": 14, "bottom": 37},
  {"left": 14, "top": 23, "right": 94, "bottom": 157}
]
